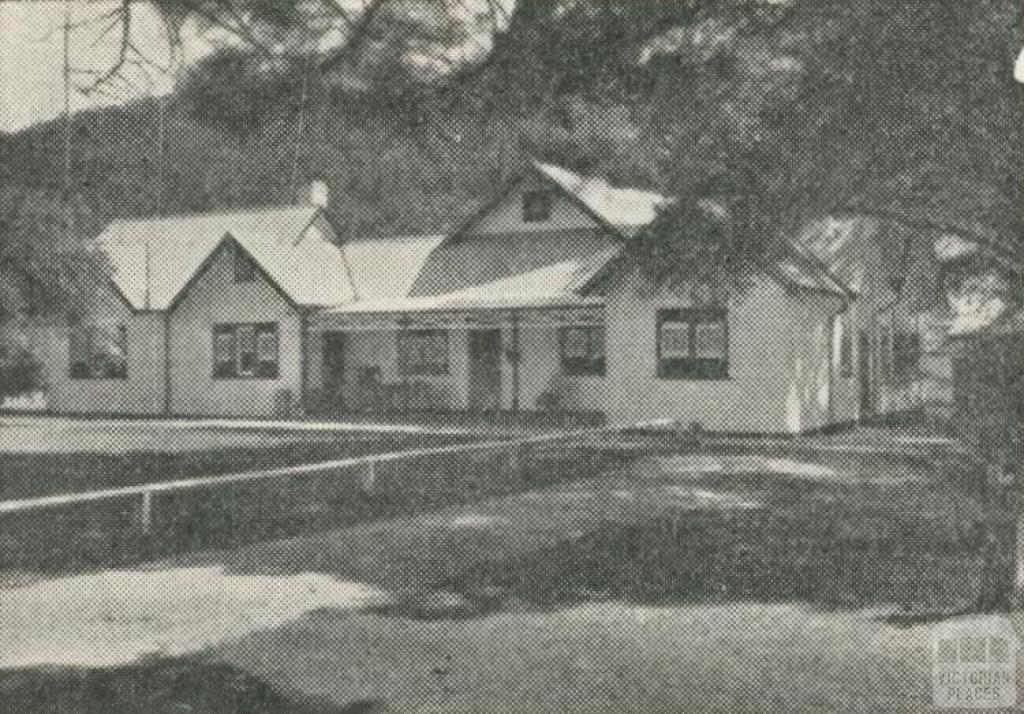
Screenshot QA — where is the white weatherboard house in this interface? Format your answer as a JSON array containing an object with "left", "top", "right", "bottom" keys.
[{"left": 32, "top": 162, "right": 932, "bottom": 433}]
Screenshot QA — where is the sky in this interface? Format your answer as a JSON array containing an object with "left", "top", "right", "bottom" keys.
[
  {"left": 0, "top": 1, "right": 183, "bottom": 133},
  {"left": 0, "top": 0, "right": 516, "bottom": 133},
  {"left": 0, "top": 0, "right": 518, "bottom": 133}
]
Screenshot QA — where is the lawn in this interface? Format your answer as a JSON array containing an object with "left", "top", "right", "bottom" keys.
[
  {"left": 0, "top": 417, "right": 478, "bottom": 501},
  {"left": 1, "top": 444, "right": 1017, "bottom": 712},
  {"left": 0, "top": 420, "right": 608, "bottom": 573}
]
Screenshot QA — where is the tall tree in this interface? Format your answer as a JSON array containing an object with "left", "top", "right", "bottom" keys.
[{"left": 0, "top": 187, "right": 101, "bottom": 397}]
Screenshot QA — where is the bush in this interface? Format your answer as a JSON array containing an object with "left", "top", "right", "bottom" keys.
[{"left": 0, "top": 345, "right": 41, "bottom": 399}]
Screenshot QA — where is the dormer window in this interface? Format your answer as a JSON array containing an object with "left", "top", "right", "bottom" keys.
[
  {"left": 522, "top": 190, "right": 552, "bottom": 223},
  {"left": 233, "top": 246, "right": 256, "bottom": 283}
]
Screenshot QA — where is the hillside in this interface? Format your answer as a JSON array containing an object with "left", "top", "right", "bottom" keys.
[{"left": 0, "top": 0, "right": 1019, "bottom": 252}]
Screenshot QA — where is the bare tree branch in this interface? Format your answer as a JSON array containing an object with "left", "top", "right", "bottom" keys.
[{"left": 76, "top": 0, "right": 133, "bottom": 95}]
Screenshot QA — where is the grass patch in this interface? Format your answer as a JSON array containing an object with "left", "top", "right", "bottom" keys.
[
  {"left": 0, "top": 431, "right": 477, "bottom": 501},
  {"left": 0, "top": 441, "right": 618, "bottom": 573},
  {"left": 424, "top": 466, "right": 1004, "bottom": 618},
  {"left": 0, "top": 658, "right": 352, "bottom": 714}
]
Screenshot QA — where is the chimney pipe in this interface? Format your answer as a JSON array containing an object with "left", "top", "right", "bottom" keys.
[{"left": 303, "top": 180, "right": 330, "bottom": 209}]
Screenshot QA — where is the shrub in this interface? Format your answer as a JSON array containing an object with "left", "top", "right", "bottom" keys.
[{"left": 0, "top": 345, "right": 41, "bottom": 399}]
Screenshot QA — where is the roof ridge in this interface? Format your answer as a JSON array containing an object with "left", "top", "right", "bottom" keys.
[
  {"left": 345, "top": 233, "right": 446, "bottom": 242},
  {"left": 532, "top": 159, "right": 667, "bottom": 202}
]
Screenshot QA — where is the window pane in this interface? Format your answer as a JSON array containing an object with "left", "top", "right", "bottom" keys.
[
  {"left": 427, "top": 333, "right": 446, "bottom": 365},
  {"left": 563, "top": 328, "right": 589, "bottom": 359},
  {"left": 257, "top": 325, "right": 278, "bottom": 363},
  {"left": 69, "top": 327, "right": 90, "bottom": 378},
  {"left": 400, "top": 330, "right": 448, "bottom": 375},
  {"left": 590, "top": 327, "right": 605, "bottom": 360},
  {"left": 237, "top": 325, "right": 256, "bottom": 375},
  {"left": 660, "top": 322, "right": 690, "bottom": 358},
  {"left": 523, "top": 190, "right": 552, "bottom": 222},
  {"left": 694, "top": 320, "right": 726, "bottom": 358},
  {"left": 92, "top": 325, "right": 128, "bottom": 378},
  {"left": 213, "top": 326, "right": 235, "bottom": 378}
]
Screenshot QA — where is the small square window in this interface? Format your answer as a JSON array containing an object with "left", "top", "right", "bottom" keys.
[
  {"left": 522, "top": 190, "right": 552, "bottom": 223},
  {"left": 656, "top": 308, "right": 728, "bottom": 380},
  {"left": 559, "top": 325, "right": 605, "bottom": 376},
  {"left": 233, "top": 247, "right": 256, "bottom": 283},
  {"left": 213, "top": 323, "right": 279, "bottom": 379},
  {"left": 69, "top": 324, "right": 127, "bottom": 380},
  {"left": 398, "top": 329, "right": 449, "bottom": 376}
]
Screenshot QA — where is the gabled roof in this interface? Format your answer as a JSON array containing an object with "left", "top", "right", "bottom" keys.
[
  {"left": 781, "top": 238, "right": 856, "bottom": 298},
  {"left": 576, "top": 200, "right": 853, "bottom": 300},
  {"left": 234, "top": 232, "right": 355, "bottom": 307},
  {"left": 448, "top": 160, "right": 672, "bottom": 245},
  {"left": 795, "top": 216, "right": 881, "bottom": 294},
  {"left": 339, "top": 235, "right": 446, "bottom": 301},
  {"left": 94, "top": 205, "right": 354, "bottom": 310},
  {"left": 531, "top": 162, "right": 671, "bottom": 237}
]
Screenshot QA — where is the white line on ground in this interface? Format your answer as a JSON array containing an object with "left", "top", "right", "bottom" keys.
[{"left": 0, "top": 423, "right": 650, "bottom": 515}]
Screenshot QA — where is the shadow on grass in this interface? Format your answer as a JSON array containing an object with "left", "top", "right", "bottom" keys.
[
  {"left": 0, "top": 445, "right": 630, "bottom": 576},
  {"left": 0, "top": 431, "right": 477, "bottom": 501},
  {"left": 369, "top": 471, "right": 1008, "bottom": 621},
  {"left": 0, "top": 657, "right": 359, "bottom": 714}
]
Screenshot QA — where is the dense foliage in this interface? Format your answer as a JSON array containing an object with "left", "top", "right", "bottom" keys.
[{"left": 0, "top": 0, "right": 1019, "bottom": 387}]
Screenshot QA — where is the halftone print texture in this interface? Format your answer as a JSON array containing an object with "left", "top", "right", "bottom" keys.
[{"left": 0, "top": 1, "right": 1021, "bottom": 711}]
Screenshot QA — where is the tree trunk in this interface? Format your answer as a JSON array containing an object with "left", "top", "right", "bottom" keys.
[{"left": 1015, "top": 472, "right": 1023, "bottom": 610}]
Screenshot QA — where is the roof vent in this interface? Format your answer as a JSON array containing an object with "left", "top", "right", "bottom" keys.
[{"left": 303, "top": 180, "right": 330, "bottom": 209}]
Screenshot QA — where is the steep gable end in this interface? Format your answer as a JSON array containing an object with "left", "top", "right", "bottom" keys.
[{"left": 94, "top": 205, "right": 354, "bottom": 310}]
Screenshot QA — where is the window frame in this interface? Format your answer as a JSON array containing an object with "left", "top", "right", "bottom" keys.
[
  {"left": 69, "top": 324, "right": 128, "bottom": 380},
  {"left": 656, "top": 307, "right": 729, "bottom": 380},
  {"left": 398, "top": 328, "right": 450, "bottom": 376},
  {"left": 212, "top": 322, "right": 279, "bottom": 379},
  {"left": 522, "top": 189, "right": 553, "bottom": 223},
  {"left": 558, "top": 325, "right": 606, "bottom": 377}
]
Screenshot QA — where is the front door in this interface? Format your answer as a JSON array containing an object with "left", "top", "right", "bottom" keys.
[
  {"left": 322, "top": 332, "right": 346, "bottom": 411},
  {"left": 858, "top": 329, "right": 873, "bottom": 420},
  {"left": 468, "top": 329, "right": 502, "bottom": 412}
]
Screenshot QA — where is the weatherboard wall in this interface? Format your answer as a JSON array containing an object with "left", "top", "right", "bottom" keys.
[
  {"left": 167, "top": 243, "right": 302, "bottom": 418},
  {"left": 32, "top": 282, "right": 166, "bottom": 416},
  {"left": 472, "top": 172, "right": 599, "bottom": 235},
  {"left": 601, "top": 268, "right": 842, "bottom": 434}
]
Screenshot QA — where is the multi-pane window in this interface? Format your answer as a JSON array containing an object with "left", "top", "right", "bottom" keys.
[
  {"left": 656, "top": 308, "right": 728, "bottom": 379},
  {"left": 834, "top": 310, "right": 853, "bottom": 377},
  {"left": 233, "top": 246, "right": 256, "bottom": 283},
  {"left": 559, "top": 325, "right": 605, "bottom": 376},
  {"left": 69, "top": 324, "right": 128, "bottom": 379},
  {"left": 522, "top": 190, "right": 552, "bottom": 222},
  {"left": 398, "top": 329, "right": 449, "bottom": 376},
  {"left": 212, "top": 323, "right": 278, "bottom": 378}
]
